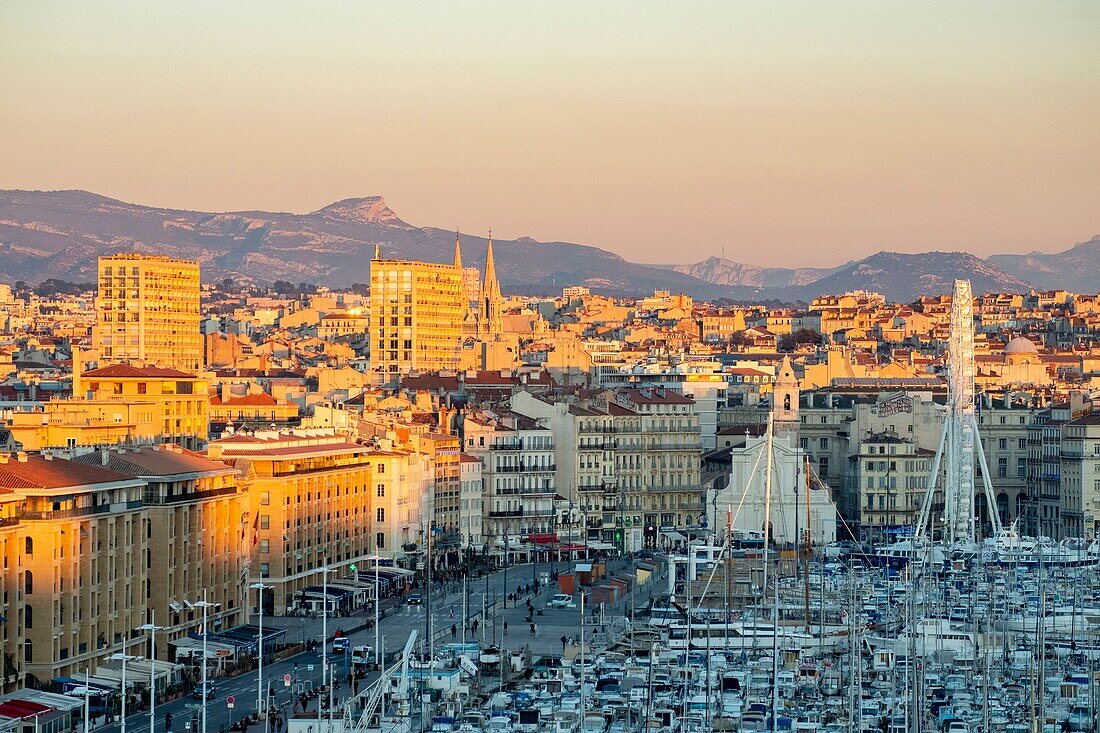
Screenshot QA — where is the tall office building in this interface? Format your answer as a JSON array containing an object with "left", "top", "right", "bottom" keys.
[
  {"left": 93, "top": 253, "right": 203, "bottom": 373},
  {"left": 370, "top": 245, "right": 465, "bottom": 379}
]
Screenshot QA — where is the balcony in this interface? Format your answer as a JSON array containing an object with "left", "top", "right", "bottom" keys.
[
  {"left": 495, "top": 464, "right": 557, "bottom": 474},
  {"left": 22, "top": 500, "right": 143, "bottom": 520},
  {"left": 487, "top": 507, "right": 553, "bottom": 518},
  {"left": 489, "top": 441, "right": 555, "bottom": 452},
  {"left": 155, "top": 485, "right": 238, "bottom": 505}
]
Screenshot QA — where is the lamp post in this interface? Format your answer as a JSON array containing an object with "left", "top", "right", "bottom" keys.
[
  {"left": 107, "top": 649, "right": 140, "bottom": 733},
  {"left": 250, "top": 582, "right": 272, "bottom": 725},
  {"left": 139, "top": 614, "right": 164, "bottom": 733},
  {"left": 193, "top": 593, "right": 220, "bottom": 733}
]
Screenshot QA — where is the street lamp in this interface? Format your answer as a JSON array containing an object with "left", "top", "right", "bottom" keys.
[
  {"left": 139, "top": 614, "right": 165, "bottom": 733},
  {"left": 106, "top": 650, "right": 141, "bottom": 733},
  {"left": 193, "top": 594, "right": 220, "bottom": 733},
  {"left": 250, "top": 582, "right": 273, "bottom": 726}
]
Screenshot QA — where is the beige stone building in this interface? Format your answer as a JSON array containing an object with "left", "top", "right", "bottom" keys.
[
  {"left": 70, "top": 446, "right": 245, "bottom": 651},
  {"left": 1, "top": 454, "right": 148, "bottom": 686},
  {"left": 511, "top": 387, "right": 703, "bottom": 552},
  {"left": 93, "top": 254, "right": 203, "bottom": 373},
  {"left": 207, "top": 429, "right": 376, "bottom": 614}
]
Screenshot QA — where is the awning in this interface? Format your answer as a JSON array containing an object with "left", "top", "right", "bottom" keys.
[
  {"left": 588, "top": 541, "right": 616, "bottom": 551},
  {"left": 662, "top": 530, "right": 686, "bottom": 541},
  {"left": 168, "top": 601, "right": 184, "bottom": 613}
]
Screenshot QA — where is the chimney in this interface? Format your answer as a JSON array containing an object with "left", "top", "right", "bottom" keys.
[
  {"left": 0, "top": 454, "right": 7, "bottom": 464},
  {"left": 15, "top": 452, "right": 27, "bottom": 463},
  {"left": 100, "top": 446, "right": 109, "bottom": 466}
]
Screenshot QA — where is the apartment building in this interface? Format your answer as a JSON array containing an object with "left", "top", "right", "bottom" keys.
[
  {"left": 206, "top": 429, "right": 375, "bottom": 614},
  {"left": 93, "top": 254, "right": 202, "bottom": 373},
  {"left": 459, "top": 454, "right": 484, "bottom": 550},
  {"left": 75, "top": 364, "right": 209, "bottom": 450},
  {"left": 0, "top": 454, "right": 148, "bottom": 686},
  {"left": 511, "top": 387, "right": 703, "bottom": 552},
  {"left": 850, "top": 432, "right": 932, "bottom": 540},
  {"left": 370, "top": 252, "right": 465, "bottom": 380},
  {"left": 463, "top": 411, "right": 557, "bottom": 544},
  {"left": 0, "top": 489, "right": 25, "bottom": 692},
  {"left": 70, "top": 446, "right": 245, "bottom": 651},
  {"left": 366, "top": 449, "right": 426, "bottom": 564},
  {"left": 1062, "top": 412, "right": 1100, "bottom": 539}
]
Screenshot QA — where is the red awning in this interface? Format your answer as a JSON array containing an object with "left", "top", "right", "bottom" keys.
[
  {"left": 0, "top": 700, "right": 53, "bottom": 720},
  {"left": 526, "top": 533, "right": 560, "bottom": 545},
  {"left": 557, "top": 544, "right": 587, "bottom": 552}
]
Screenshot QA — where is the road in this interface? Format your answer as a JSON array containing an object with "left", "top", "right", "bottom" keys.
[{"left": 91, "top": 559, "right": 649, "bottom": 733}]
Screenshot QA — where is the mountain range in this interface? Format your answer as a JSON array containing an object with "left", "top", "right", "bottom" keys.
[{"left": 0, "top": 189, "right": 1096, "bottom": 302}]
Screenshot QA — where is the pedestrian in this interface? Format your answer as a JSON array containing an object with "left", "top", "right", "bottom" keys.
[
  {"left": 503, "top": 621, "right": 508, "bottom": 636},
  {"left": 530, "top": 623, "right": 535, "bottom": 635},
  {"left": 560, "top": 635, "right": 567, "bottom": 651},
  {"left": 165, "top": 712, "right": 173, "bottom": 732},
  {"left": 451, "top": 623, "right": 457, "bottom": 637}
]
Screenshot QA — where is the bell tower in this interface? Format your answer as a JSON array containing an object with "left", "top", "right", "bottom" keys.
[{"left": 772, "top": 355, "right": 799, "bottom": 432}]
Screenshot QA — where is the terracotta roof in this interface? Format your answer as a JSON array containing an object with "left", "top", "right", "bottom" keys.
[
  {"left": 83, "top": 364, "right": 197, "bottom": 379},
  {"left": 210, "top": 393, "right": 280, "bottom": 407},
  {"left": 70, "top": 446, "right": 233, "bottom": 477},
  {"left": 0, "top": 455, "right": 136, "bottom": 490}
]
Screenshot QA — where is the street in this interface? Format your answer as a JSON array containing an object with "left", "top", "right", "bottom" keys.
[{"left": 91, "top": 558, "right": 651, "bottom": 733}]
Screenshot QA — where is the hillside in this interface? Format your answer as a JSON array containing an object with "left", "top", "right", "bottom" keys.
[
  {"left": 673, "top": 256, "right": 838, "bottom": 288},
  {"left": 0, "top": 190, "right": 740, "bottom": 298},
  {"left": 0, "top": 189, "right": 1077, "bottom": 302},
  {"left": 790, "top": 251, "right": 1033, "bottom": 301},
  {"left": 988, "top": 235, "right": 1100, "bottom": 292}
]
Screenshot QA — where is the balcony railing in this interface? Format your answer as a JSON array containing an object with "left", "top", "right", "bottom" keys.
[
  {"left": 155, "top": 485, "right": 238, "bottom": 505},
  {"left": 22, "top": 500, "right": 142, "bottom": 521}
]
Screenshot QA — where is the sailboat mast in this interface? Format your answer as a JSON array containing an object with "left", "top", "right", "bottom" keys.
[{"left": 804, "top": 455, "right": 812, "bottom": 633}]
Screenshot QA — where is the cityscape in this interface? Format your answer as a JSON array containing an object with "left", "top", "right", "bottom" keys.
[{"left": 2, "top": 3, "right": 1099, "bottom": 733}]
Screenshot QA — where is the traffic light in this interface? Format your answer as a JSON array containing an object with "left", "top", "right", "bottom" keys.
[{"left": 350, "top": 564, "right": 357, "bottom": 573}]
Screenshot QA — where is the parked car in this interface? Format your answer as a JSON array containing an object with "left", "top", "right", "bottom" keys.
[{"left": 548, "top": 593, "right": 576, "bottom": 609}]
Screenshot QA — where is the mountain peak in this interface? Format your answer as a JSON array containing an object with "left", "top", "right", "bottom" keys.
[{"left": 315, "top": 196, "right": 409, "bottom": 228}]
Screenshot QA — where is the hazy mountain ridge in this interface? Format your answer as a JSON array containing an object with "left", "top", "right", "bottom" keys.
[
  {"left": 0, "top": 190, "right": 738, "bottom": 298},
  {"left": 987, "top": 235, "right": 1100, "bottom": 292},
  {"left": 0, "top": 189, "right": 1087, "bottom": 301},
  {"left": 673, "top": 256, "right": 840, "bottom": 288}
]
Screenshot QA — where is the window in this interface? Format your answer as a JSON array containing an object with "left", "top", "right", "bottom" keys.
[
  {"left": 259, "top": 563, "right": 270, "bottom": 577},
  {"left": 998, "top": 438, "right": 1007, "bottom": 451},
  {"left": 376, "top": 532, "right": 385, "bottom": 549},
  {"left": 260, "top": 492, "right": 270, "bottom": 506},
  {"left": 819, "top": 438, "right": 829, "bottom": 450},
  {"left": 377, "top": 464, "right": 385, "bottom": 474},
  {"left": 376, "top": 507, "right": 385, "bottom": 522},
  {"left": 24, "top": 537, "right": 32, "bottom": 555},
  {"left": 258, "top": 540, "right": 270, "bottom": 554},
  {"left": 24, "top": 605, "right": 32, "bottom": 629},
  {"left": 260, "top": 515, "right": 270, "bottom": 529},
  {"left": 25, "top": 570, "right": 32, "bottom": 594},
  {"left": 377, "top": 484, "right": 385, "bottom": 498}
]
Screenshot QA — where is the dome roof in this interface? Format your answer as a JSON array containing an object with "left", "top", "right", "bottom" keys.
[{"left": 1004, "top": 336, "right": 1039, "bottom": 355}]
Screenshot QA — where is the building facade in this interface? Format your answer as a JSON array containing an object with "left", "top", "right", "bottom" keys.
[
  {"left": 93, "top": 254, "right": 202, "bottom": 373},
  {"left": 206, "top": 429, "right": 375, "bottom": 615},
  {"left": 370, "top": 252, "right": 465, "bottom": 380}
]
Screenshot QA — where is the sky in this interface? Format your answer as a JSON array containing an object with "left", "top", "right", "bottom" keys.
[{"left": 1, "top": 1, "right": 1098, "bottom": 268}]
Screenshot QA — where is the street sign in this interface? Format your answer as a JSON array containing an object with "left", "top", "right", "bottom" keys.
[
  {"left": 226, "top": 696, "right": 235, "bottom": 709},
  {"left": 283, "top": 673, "right": 292, "bottom": 687},
  {"left": 307, "top": 664, "right": 314, "bottom": 671}
]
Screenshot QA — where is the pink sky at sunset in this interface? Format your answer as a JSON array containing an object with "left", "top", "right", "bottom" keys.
[{"left": 1, "top": 1, "right": 1097, "bottom": 267}]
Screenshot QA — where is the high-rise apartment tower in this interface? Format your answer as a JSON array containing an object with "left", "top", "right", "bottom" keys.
[{"left": 93, "top": 254, "right": 202, "bottom": 373}]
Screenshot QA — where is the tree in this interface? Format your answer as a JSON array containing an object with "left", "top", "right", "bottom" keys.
[
  {"left": 792, "top": 328, "right": 823, "bottom": 345},
  {"left": 777, "top": 333, "right": 797, "bottom": 352}
]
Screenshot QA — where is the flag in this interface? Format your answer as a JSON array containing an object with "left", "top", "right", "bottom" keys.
[{"left": 252, "top": 511, "right": 260, "bottom": 546}]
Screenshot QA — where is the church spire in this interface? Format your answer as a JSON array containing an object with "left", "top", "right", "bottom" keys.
[
  {"left": 481, "top": 230, "right": 503, "bottom": 337},
  {"left": 453, "top": 230, "right": 463, "bottom": 270},
  {"left": 373, "top": 243, "right": 382, "bottom": 260}
]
